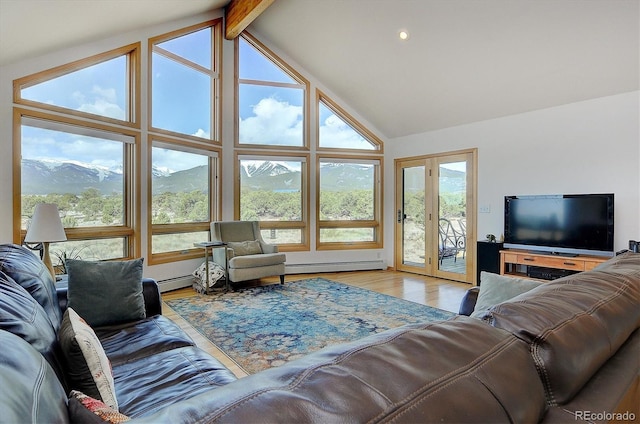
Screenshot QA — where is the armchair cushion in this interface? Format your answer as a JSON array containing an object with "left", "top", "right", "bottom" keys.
[
  {"left": 227, "top": 240, "right": 262, "bottom": 256},
  {"left": 229, "top": 252, "right": 287, "bottom": 269}
]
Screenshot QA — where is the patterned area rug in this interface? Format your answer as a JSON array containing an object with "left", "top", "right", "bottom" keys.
[{"left": 165, "top": 278, "right": 455, "bottom": 374}]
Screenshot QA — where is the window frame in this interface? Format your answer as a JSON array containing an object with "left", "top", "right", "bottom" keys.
[
  {"left": 235, "top": 32, "right": 310, "bottom": 151},
  {"left": 13, "top": 108, "right": 140, "bottom": 258},
  {"left": 316, "top": 90, "right": 384, "bottom": 153},
  {"left": 13, "top": 43, "right": 141, "bottom": 129},
  {"left": 147, "top": 136, "right": 221, "bottom": 265},
  {"left": 148, "top": 19, "right": 222, "bottom": 144},
  {"left": 235, "top": 150, "right": 310, "bottom": 251},
  {"left": 316, "top": 154, "right": 383, "bottom": 250}
]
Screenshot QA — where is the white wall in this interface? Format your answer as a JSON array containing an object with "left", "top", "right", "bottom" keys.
[{"left": 385, "top": 91, "right": 640, "bottom": 266}]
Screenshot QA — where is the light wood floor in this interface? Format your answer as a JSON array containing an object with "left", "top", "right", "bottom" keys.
[{"left": 161, "top": 270, "right": 472, "bottom": 378}]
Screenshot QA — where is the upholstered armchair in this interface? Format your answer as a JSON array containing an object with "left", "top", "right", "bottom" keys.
[{"left": 210, "top": 221, "right": 286, "bottom": 286}]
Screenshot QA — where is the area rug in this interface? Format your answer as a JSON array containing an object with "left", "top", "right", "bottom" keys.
[{"left": 165, "top": 278, "right": 455, "bottom": 374}]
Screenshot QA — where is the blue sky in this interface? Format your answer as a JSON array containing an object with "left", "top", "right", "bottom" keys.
[{"left": 21, "top": 29, "right": 372, "bottom": 173}]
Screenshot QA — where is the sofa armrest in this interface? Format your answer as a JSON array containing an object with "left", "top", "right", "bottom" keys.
[
  {"left": 458, "top": 287, "right": 480, "bottom": 316},
  {"left": 56, "top": 278, "right": 162, "bottom": 318}
]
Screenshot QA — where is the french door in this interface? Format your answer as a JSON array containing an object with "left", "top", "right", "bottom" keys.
[{"left": 395, "top": 149, "right": 476, "bottom": 283}]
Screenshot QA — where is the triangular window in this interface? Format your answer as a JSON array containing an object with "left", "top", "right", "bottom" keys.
[
  {"left": 15, "top": 46, "right": 136, "bottom": 123},
  {"left": 318, "top": 92, "right": 381, "bottom": 151}
]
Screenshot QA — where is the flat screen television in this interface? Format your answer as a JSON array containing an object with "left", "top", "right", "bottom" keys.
[{"left": 504, "top": 193, "right": 614, "bottom": 257}]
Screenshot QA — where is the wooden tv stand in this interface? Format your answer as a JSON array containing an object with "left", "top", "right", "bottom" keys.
[{"left": 499, "top": 249, "right": 608, "bottom": 280}]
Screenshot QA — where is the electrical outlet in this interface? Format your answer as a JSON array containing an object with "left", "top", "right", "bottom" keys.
[{"left": 479, "top": 204, "right": 491, "bottom": 213}]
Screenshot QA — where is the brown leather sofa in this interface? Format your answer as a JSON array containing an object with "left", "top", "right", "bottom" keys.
[{"left": 1, "top": 241, "right": 638, "bottom": 423}]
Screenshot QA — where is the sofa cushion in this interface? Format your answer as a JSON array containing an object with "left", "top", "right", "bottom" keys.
[
  {"left": 0, "top": 271, "right": 66, "bottom": 381},
  {"left": 471, "top": 271, "right": 542, "bottom": 318},
  {"left": 0, "top": 330, "right": 69, "bottom": 424},
  {"left": 68, "top": 390, "right": 130, "bottom": 424},
  {"left": 485, "top": 253, "right": 640, "bottom": 406},
  {"left": 227, "top": 240, "right": 262, "bottom": 256},
  {"left": 132, "top": 317, "right": 547, "bottom": 423},
  {"left": 112, "top": 346, "right": 237, "bottom": 418},
  {"left": 67, "top": 258, "right": 145, "bottom": 327},
  {"left": 95, "top": 315, "right": 196, "bottom": 366},
  {"left": 229, "top": 252, "right": 286, "bottom": 269},
  {"left": 0, "top": 244, "right": 62, "bottom": 330},
  {"left": 59, "top": 308, "right": 119, "bottom": 410}
]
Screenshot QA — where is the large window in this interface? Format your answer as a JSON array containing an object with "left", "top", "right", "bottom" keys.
[
  {"left": 237, "top": 33, "right": 308, "bottom": 148},
  {"left": 237, "top": 154, "right": 308, "bottom": 249},
  {"left": 148, "top": 21, "right": 222, "bottom": 262},
  {"left": 17, "top": 111, "right": 138, "bottom": 263},
  {"left": 13, "top": 45, "right": 140, "bottom": 266},
  {"left": 316, "top": 91, "right": 383, "bottom": 249},
  {"left": 317, "top": 157, "right": 382, "bottom": 248},
  {"left": 149, "top": 141, "right": 219, "bottom": 263},
  {"left": 150, "top": 20, "right": 221, "bottom": 142}
]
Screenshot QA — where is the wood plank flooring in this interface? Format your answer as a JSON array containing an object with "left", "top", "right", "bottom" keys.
[{"left": 161, "top": 270, "right": 472, "bottom": 378}]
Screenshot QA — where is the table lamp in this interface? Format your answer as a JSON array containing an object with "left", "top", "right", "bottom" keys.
[{"left": 24, "top": 203, "right": 67, "bottom": 280}]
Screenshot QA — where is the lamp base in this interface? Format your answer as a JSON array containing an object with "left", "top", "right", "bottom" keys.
[{"left": 42, "top": 242, "right": 56, "bottom": 281}]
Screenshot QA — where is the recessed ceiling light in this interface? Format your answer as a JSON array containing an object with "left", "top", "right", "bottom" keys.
[{"left": 398, "top": 30, "right": 409, "bottom": 40}]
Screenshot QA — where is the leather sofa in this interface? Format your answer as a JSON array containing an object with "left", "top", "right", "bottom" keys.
[{"left": 1, "top": 241, "right": 638, "bottom": 423}]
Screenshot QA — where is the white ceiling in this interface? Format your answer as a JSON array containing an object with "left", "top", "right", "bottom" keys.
[{"left": 1, "top": 0, "right": 638, "bottom": 139}]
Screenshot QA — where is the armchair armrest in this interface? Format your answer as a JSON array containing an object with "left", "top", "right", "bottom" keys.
[
  {"left": 56, "top": 278, "right": 162, "bottom": 318},
  {"left": 260, "top": 242, "right": 278, "bottom": 254},
  {"left": 458, "top": 287, "right": 480, "bottom": 316}
]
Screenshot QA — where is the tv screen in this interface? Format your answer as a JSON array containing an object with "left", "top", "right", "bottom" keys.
[{"left": 504, "top": 194, "right": 614, "bottom": 256}]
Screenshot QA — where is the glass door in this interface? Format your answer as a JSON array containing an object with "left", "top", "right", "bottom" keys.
[
  {"left": 395, "top": 150, "right": 476, "bottom": 283},
  {"left": 397, "top": 160, "right": 429, "bottom": 273}
]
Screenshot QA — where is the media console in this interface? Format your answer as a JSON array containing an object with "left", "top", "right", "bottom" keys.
[{"left": 499, "top": 249, "right": 608, "bottom": 281}]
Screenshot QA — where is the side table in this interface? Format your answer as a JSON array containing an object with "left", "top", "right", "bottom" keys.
[{"left": 193, "top": 241, "right": 229, "bottom": 292}]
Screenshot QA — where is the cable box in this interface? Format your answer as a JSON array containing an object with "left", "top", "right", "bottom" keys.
[{"left": 527, "top": 266, "right": 578, "bottom": 281}]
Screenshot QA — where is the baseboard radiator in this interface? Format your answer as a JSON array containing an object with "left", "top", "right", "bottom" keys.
[
  {"left": 158, "top": 275, "right": 194, "bottom": 293},
  {"left": 157, "top": 260, "right": 386, "bottom": 292},
  {"left": 285, "top": 260, "right": 386, "bottom": 274}
]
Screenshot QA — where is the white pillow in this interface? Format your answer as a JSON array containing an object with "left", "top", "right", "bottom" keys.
[
  {"left": 58, "top": 308, "right": 118, "bottom": 410},
  {"left": 471, "top": 272, "right": 542, "bottom": 319}
]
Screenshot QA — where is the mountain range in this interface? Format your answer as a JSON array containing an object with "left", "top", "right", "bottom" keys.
[{"left": 22, "top": 159, "right": 382, "bottom": 195}]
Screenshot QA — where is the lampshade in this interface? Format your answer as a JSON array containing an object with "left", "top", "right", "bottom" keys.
[{"left": 24, "top": 203, "right": 67, "bottom": 243}]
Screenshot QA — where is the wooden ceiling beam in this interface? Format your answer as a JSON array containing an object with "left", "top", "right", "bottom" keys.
[{"left": 225, "top": 0, "right": 275, "bottom": 40}]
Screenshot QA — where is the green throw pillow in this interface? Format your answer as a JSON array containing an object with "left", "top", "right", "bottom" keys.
[
  {"left": 227, "top": 240, "right": 262, "bottom": 256},
  {"left": 471, "top": 271, "right": 542, "bottom": 318},
  {"left": 66, "top": 258, "right": 145, "bottom": 327}
]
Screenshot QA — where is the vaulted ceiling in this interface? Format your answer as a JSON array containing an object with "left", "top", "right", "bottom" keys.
[{"left": 2, "top": 0, "right": 638, "bottom": 139}]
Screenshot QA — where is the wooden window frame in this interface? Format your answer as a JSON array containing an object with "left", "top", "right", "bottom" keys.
[
  {"left": 235, "top": 150, "right": 310, "bottom": 252},
  {"left": 235, "top": 31, "right": 310, "bottom": 151},
  {"left": 147, "top": 136, "right": 221, "bottom": 265},
  {"left": 149, "top": 19, "right": 222, "bottom": 144},
  {"left": 13, "top": 43, "right": 141, "bottom": 129},
  {"left": 13, "top": 108, "right": 140, "bottom": 259},
  {"left": 316, "top": 90, "right": 384, "bottom": 154},
  {"left": 316, "top": 154, "right": 384, "bottom": 250}
]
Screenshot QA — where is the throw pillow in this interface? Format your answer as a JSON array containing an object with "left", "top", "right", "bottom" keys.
[
  {"left": 66, "top": 258, "right": 145, "bottom": 327},
  {"left": 68, "top": 390, "right": 129, "bottom": 423},
  {"left": 59, "top": 308, "right": 118, "bottom": 410},
  {"left": 470, "top": 272, "right": 542, "bottom": 318},
  {"left": 227, "top": 240, "right": 262, "bottom": 256},
  {"left": 192, "top": 261, "right": 226, "bottom": 290}
]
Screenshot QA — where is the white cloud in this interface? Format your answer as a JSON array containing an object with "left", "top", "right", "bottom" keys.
[
  {"left": 319, "top": 113, "right": 372, "bottom": 149},
  {"left": 192, "top": 128, "right": 210, "bottom": 139},
  {"left": 74, "top": 85, "right": 126, "bottom": 120},
  {"left": 239, "top": 97, "right": 303, "bottom": 146}
]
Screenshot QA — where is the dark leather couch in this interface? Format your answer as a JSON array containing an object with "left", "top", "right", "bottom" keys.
[
  {"left": 0, "top": 243, "right": 236, "bottom": 422},
  {"left": 1, "top": 242, "right": 638, "bottom": 423}
]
